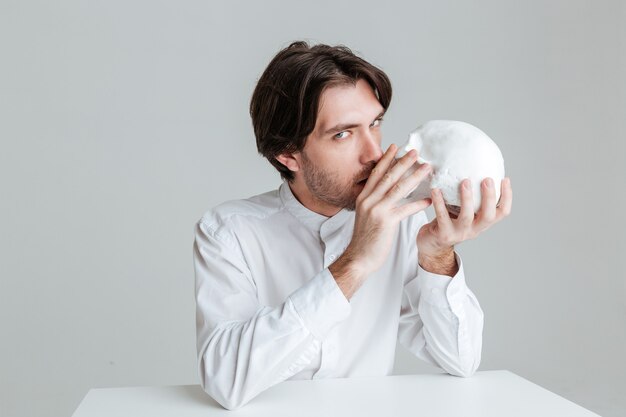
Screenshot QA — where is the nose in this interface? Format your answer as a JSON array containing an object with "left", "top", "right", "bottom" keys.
[{"left": 360, "top": 131, "right": 383, "bottom": 165}]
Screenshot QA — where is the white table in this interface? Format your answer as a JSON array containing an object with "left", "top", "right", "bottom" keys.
[{"left": 72, "top": 370, "right": 600, "bottom": 416}]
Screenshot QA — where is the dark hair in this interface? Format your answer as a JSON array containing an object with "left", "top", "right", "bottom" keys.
[{"left": 250, "top": 41, "right": 392, "bottom": 182}]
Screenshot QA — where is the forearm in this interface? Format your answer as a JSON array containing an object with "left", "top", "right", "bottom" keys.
[
  {"left": 417, "top": 284, "right": 484, "bottom": 377},
  {"left": 198, "top": 304, "right": 319, "bottom": 410},
  {"left": 399, "top": 240, "right": 484, "bottom": 377},
  {"left": 415, "top": 253, "right": 483, "bottom": 377},
  {"left": 198, "top": 268, "right": 351, "bottom": 409}
]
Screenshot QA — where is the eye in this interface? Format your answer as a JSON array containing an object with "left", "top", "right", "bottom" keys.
[
  {"left": 334, "top": 131, "right": 349, "bottom": 140},
  {"left": 371, "top": 117, "right": 384, "bottom": 128}
]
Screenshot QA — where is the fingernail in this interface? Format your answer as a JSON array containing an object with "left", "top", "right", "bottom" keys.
[{"left": 463, "top": 180, "right": 470, "bottom": 190}]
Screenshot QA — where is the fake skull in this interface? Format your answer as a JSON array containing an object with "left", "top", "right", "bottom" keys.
[{"left": 397, "top": 120, "right": 505, "bottom": 215}]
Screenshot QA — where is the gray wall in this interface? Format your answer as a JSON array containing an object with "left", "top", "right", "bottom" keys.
[{"left": 1, "top": 1, "right": 624, "bottom": 416}]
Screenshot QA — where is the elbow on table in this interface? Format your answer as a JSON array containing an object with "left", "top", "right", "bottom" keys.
[
  {"left": 448, "top": 357, "right": 480, "bottom": 378},
  {"left": 433, "top": 350, "right": 480, "bottom": 378},
  {"left": 217, "top": 396, "right": 246, "bottom": 412},
  {"left": 199, "top": 360, "right": 249, "bottom": 411},
  {"left": 450, "top": 366, "right": 477, "bottom": 378},
  {"left": 200, "top": 377, "right": 248, "bottom": 411}
]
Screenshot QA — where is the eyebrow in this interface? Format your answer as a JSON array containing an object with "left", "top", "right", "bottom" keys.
[{"left": 322, "top": 110, "right": 386, "bottom": 136}]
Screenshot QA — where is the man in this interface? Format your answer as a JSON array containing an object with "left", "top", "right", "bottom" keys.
[{"left": 193, "top": 41, "right": 512, "bottom": 410}]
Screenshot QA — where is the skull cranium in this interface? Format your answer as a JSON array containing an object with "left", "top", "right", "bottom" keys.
[{"left": 397, "top": 120, "right": 505, "bottom": 215}]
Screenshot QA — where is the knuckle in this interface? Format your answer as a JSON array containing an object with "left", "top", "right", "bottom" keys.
[
  {"left": 359, "top": 197, "right": 373, "bottom": 211},
  {"left": 461, "top": 219, "right": 473, "bottom": 229},
  {"left": 415, "top": 165, "right": 430, "bottom": 177},
  {"left": 370, "top": 206, "right": 385, "bottom": 221},
  {"left": 482, "top": 211, "right": 496, "bottom": 222},
  {"left": 402, "top": 154, "right": 415, "bottom": 164},
  {"left": 460, "top": 228, "right": 475, "bottom": 241},
  {"left": 442, "top": 235, "right": 455, "bottom": 247},
  {"left": 482, "top": 216, "right": 495, "bottom": 225}
]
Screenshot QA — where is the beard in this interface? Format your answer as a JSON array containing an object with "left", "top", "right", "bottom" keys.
[{"left": 300, "top": 150, "right": 375, "bottom": 212}]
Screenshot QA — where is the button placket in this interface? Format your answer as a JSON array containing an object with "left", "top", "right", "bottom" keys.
[{"left": 320, "top": 212, "right": 353, "bottom": 268}]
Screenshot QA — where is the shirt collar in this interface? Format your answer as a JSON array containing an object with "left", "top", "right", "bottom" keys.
[{"left": 279, "top": 180, "right": 352, "bottom": 234}]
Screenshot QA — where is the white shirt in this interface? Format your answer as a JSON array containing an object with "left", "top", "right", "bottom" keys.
[{"left": 193, "top": 180, "right": 484, "bottom": 410}]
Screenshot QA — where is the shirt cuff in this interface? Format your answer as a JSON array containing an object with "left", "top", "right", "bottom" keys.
[
  {"left": 288, "top": 268, "right": 351, "bottom": 340},
  {"left": 416, "top": 252, "right": 469, "bottom": 310}
]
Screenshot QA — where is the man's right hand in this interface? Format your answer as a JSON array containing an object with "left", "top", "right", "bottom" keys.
[{"left": 329, "top": 144, "right": 433, "bottom": 300}]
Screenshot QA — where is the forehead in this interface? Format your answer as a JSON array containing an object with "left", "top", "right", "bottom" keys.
[{"left": 315, "top": 79, "right": 384, "bottom": 131}]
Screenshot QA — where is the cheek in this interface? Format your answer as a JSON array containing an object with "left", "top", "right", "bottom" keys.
[{"left": 311, "top": 146, "right": 361, "bottom": 182}]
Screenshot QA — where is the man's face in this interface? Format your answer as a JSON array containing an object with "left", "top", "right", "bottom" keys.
[{"left": 292, "top": 79, "right": 385, "bottom": 214}]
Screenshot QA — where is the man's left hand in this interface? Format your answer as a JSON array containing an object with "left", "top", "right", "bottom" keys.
[{"left": 416, "top": 177, "right": 513, "bottom": 275}]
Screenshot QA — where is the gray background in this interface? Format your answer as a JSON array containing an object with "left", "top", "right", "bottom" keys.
[{"left": 1, "top": 1, "right": 624, "bottom": 416}]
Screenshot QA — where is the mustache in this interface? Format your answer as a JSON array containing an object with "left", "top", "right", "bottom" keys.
[{"left": 355, "top": 162, "right": 377, "bottom": 183}]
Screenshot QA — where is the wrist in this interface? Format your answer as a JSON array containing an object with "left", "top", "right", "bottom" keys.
[
  {"left": 418, "top": 247, "right": 458, "bottom": 276},
  {"left": 329, "top": 251, "right": 367, "bottom": 300}
]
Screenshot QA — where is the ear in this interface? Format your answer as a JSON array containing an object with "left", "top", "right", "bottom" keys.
[{"left": 275, "top": 151, "right": 302, "bottom": 173}]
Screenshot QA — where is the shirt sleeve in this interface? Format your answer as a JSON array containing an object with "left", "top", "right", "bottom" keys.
[
  {"left": 193, "top": 219, "right": 351, "bottom": 410},
  {"left": 396, "top": 212, "right": 484, "bottom": 377}
]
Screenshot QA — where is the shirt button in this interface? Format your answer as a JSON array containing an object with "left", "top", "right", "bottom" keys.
[{"left": 329, "top": 255, "right": 336, "bottom": 261}]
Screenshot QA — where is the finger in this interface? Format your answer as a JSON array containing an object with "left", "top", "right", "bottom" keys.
[
  {"left": 384, "top": 162, "right": 432, "bottom": 206},
  {"left": 475, "top": 177, "right": 497, "bottom": 230},
  {"left": 368, "top": 148, "right": 418, "bottom": 201},
  {"left": 457, "top": 179, "right": 475, "bottom": 228},
  {"left": 388, "top": 156, "right": 399, "bottom": 171},
  {"left": 431, "top": 188, "right": 453, "bottom": 232},
  {"left": 361, "top": 144, "right": 400, "bottom": 195},
  {"left": 393, "top": 197, "right": 432, "bottom": 221},
  {"left": 495, "top": 177, "right": 512, "bottom": 220}
]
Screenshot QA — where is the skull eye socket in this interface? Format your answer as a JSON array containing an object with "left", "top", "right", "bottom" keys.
[{"left": 445, "top": 204, "right": 461, "bottom": 219}]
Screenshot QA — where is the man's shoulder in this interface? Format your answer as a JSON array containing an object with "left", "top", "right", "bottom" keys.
[{"left": 197, "top": 186, "right": 284, "bottom": 233}]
